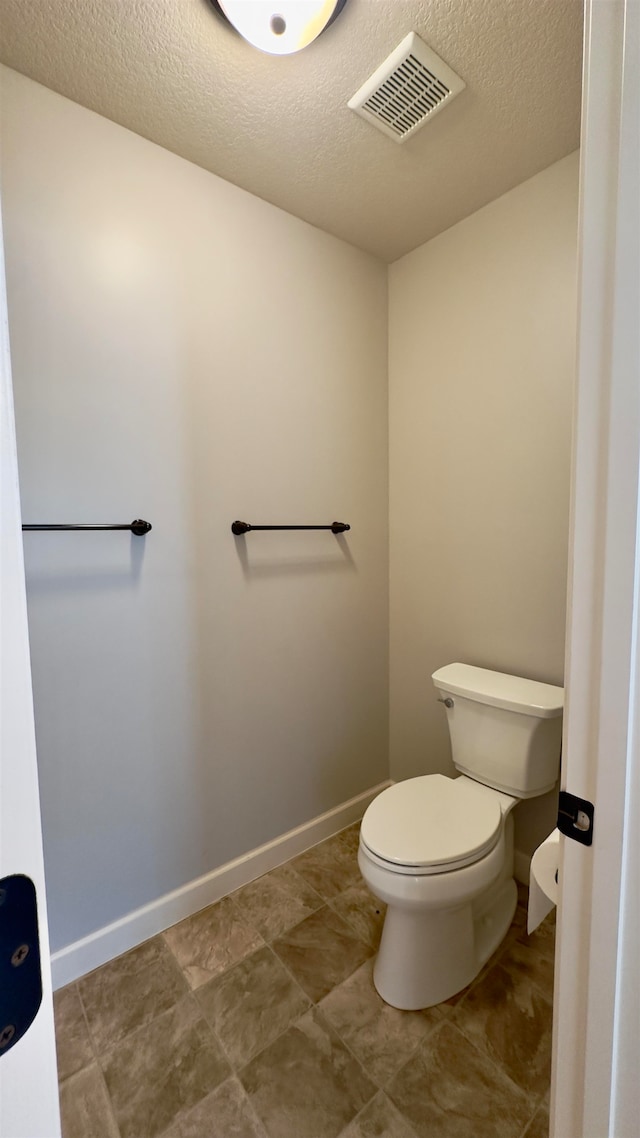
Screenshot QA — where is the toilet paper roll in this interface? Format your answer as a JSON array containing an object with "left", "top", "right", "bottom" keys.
[{"left": 528, "top": 828, "right": 560, "bottom": 934}]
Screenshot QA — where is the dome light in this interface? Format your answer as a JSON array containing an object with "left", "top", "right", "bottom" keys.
[{"left": 211, "top": 1, "right": 348, "bottom": 56}]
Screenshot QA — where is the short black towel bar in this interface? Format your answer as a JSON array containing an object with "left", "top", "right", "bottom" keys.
[
  {"left": 22, "top": 519, "right": 152, "bottom": 535},
  {"left": 231, "top": 521, "right": 350, "bottom": 536}
]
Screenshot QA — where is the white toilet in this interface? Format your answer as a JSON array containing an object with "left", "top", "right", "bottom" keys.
[{"left": 359, "top": 662, "right": 563, "bottom": 1010}]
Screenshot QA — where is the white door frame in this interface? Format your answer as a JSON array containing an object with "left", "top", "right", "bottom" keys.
[
  {"left": 0, "top": 205, "right": 60, "bottom": 1133},
  {"left": 551, "top": 1, "right": 639, "bottom": 1135}
]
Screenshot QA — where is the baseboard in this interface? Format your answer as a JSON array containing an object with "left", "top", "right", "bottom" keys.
[
  {"left": 50, "top": 781, "right": 390, "bottom": 990},
  {"left": 514, "top": 848, "right": 531, "bottom": 886}
]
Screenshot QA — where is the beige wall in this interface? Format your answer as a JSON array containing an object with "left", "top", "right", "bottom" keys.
[
  {"left": 1, "top": 58, "right": 578, "bottom": 952},
  {"left": 389, "top": 153, "right": 579, "bottom": 857},
  {"left": 0, "top": 67, "right": 389, "bottom": 952}
]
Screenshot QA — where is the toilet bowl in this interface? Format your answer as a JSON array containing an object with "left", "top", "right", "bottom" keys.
[
  {"left": 359, "top": 773, "right": 518, "bottom": 1009},
  {"left": 359, "top": 663, "right": 563, "bottom": 1010}
]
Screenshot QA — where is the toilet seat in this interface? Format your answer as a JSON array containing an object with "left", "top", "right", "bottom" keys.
[{"left": 360, "top": 774, "right": 503, "bottom": 876}]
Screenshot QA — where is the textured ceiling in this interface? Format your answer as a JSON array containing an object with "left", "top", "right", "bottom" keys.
[{"left": 0, "top": 0, "right": 584, "bottom": 262}]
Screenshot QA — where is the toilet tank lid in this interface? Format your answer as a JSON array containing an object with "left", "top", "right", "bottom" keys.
[{"left": 432, "top": 663, "right": 564, "bottom": 718}]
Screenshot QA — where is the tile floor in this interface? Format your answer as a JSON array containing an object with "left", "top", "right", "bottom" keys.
[{"left": 54, "top": 824, "right": 554, "bottom": 1138}]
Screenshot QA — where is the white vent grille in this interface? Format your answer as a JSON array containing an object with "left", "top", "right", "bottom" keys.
[
  {"left": 348, "top": 32, "right": 465, "bottom": 143},
  {"left": 363, "top": 54, "right": 450, "bottom": 134}
]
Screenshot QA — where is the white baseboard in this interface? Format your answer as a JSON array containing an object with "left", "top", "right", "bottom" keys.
[
  {"left": 50, "top": 781, "right": 390, "bottom": 990},
  {"left": 514, "top": 848, "right": 531, "bottom": 886}
]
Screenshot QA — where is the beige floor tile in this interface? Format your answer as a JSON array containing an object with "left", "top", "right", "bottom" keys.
[
  {"left": 437, "top": 964, "right": 494, "bottom": 1015},
  {"left": 330, "top": 881, "right": 386, "bottom": 948},
  {"left": 101, "top": 995, "right": 230, "bottom": 1138},
  {"left": 500, "top": 915, "right": 556, "bottom": 1003},
  {"left": 272, "top": 905, "right": 373, "bottom": 1002},
  {"left": 387, "top": 1022, "right": 531, "bottom": 1138},
  {"left": 233, "top": 863, "right": 324, "bottom": 941},
  {"left": 59, "top": 1064, "right": 120, "bottom": 1138},
  {"left": 320, "top": 960, "right": 441, "bottom": 1086},
  {"left": 54, "top": 984, "right": 94, "bottom": 1081},
  {"left": 337, "top": 823, "right": 362, "bottom": 854},
  {"left": 195, "top": 944, "right": 310, "bottom": 1068},
  {"left": 452, "top": 962, "right": 552, "bottom": 1099},
  {"left": 340, "top": 1092, "right": 420, "bottom": 1138},
  {"left": 292, "top": 832, "right": 362, "bottom": 901},
  {"left": 240, "top": 1007, "right": 376, "bottom": 1138},
  {"left": 163, "top": 897, "right": 263, "bottom": 989},
  {"left": 175, "top": 1077, "right": 267, "bottom": 1138},
  {"left": 57, "top": 845, "right": 551, "bottom": 1138},
  {"left": 78, "top": 936, "right": 188, "bottom": 1054}
]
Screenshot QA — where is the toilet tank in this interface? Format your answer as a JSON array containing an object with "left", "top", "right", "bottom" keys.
[{"left": 432, "top": 663, "right": 563, "bottom": 798}]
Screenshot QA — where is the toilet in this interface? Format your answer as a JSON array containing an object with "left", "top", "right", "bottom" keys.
[{"left": 359, "top": 662, "right": 563, "bottom": 1010}]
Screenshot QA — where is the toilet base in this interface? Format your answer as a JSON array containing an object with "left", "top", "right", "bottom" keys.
[{"left": 372, "top": 876, "right": 517, "bottom": 1010}]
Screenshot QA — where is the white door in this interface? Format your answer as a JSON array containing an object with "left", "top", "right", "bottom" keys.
[
  {"left": 551, "top": 1, "right": 639, "bottom": 1136},
  {"left": 0, "top": 203, "right": 60, "bottom": 1133}
]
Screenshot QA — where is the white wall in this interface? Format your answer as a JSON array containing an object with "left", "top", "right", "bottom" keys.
[
  {"left": 389, "top": 153, "right": 579, "bottom": 859},
  {"left": 0, "top": 67, "right": 389, "bottom": 953}
]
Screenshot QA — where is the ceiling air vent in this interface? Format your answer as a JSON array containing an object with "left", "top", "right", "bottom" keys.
[{"left": 348, "top": 32, "right": 465, "bottom": 143}]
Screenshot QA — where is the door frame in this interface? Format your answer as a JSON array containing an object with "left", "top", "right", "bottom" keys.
[{"left": 551, "top": 1, "right": 639, "bottom": 1135}]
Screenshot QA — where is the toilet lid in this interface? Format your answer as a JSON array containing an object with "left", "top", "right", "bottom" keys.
[{"left": 360, "top": 775, "right": 502, "bottom": 870}]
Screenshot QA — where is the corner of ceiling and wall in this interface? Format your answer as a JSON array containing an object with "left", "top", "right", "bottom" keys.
[{"left": 0, "top": 0, "right": 583, "bottom": 262}]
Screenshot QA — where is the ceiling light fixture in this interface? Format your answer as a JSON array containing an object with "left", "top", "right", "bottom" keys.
[{"left": 210, "top": 0, "right": 348, "bottom": 56}]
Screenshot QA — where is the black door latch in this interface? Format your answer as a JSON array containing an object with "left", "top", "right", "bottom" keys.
[
  {"left": 557, "top": 791, "right": 595, "bottom": 846},
  {"left": 0, "top": 875, "right": 43, "bottom": 1057}
]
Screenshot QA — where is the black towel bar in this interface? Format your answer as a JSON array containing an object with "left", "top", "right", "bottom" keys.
[
  {"left": 231, "top": 521, "right": 350, "bottom": 535},
  {"left": 22, "top": 519, "right": 152, "bottom": 535}
]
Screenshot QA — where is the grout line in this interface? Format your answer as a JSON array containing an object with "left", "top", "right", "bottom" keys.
[
  {"left": 229, "top": 869, "right": 326, "bottom": 942},
  {"left": 74, "top": 982, "right": 101, "bottom": 1070},
  {"left": 276, "top": 839, "right": 456, "bottom": 1101},
  {"left": 380, "top": 1017, "right": 447, "bottom": 1096},
  {"left": 183, "top": 988, "right": 238, "bottom": 1075},
  {"left": 190, "top": 999, "right": 237, "bottom": 1074},
  {"left": 224, "top": 1076, "right": 270, "bottom": 1138},
  {"left": 236, "top": 838, "right": 441, "bottom": 1097},
  {"left": 518, "top": 1097, "right": 548, "bottom": 1138},
  {"left": 71, "top": 984, "right": 124, "bottom": 1138},
  {"left": 52, "top": 984, "right": 94, "bottom": 1084},
  {"left": 278, "top": 863, "right": 327, "bottom": 911},
  {"left": 325, "top": 897, "right": 379, "bottom": 949},
  {"left": 336, "top": 1091, "right": 423, "bottom": 1138},
  {"left": 216, "top": 944, "right": 380, "bottom": 1108},
  {"left": 324, "top": 875, "right": 384, "bottom": 950},
  {"left": 87, "top": 990, "right": 201, "bottom": 1062},
  {"left": 278, "top": 919, "right": 375, "bottom": 1005},
  {"left": 88, "top": 990, "right": 240, "bottom": 1137},
  {"left": 261, "top": 942, "right": 315, "bottom": 1014},
  {"left": 309, "top": 1003, "right": 380, "bottom": 1109},
  {"left": 191, "top": 943, "right": 312, "bottom": 1076},
  {"left": 444, "top": 1017, "right": 543, "bottom": 1114}
]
